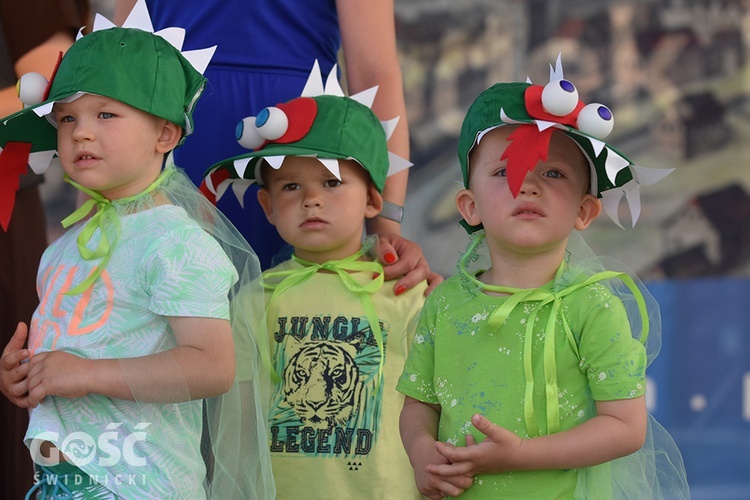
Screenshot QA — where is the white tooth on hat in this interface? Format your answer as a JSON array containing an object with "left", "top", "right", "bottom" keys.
[
  {"left": 601, "top": 189, "right": 625, "bottom": 229},
  {"left": 233, "top": 157, "right": 252, "bottom": 178},
  {"left": 387, "top": 152, "right": 413, "bottom": 177},
  {"left": 203, "top": 167, "right": 219, "bottom": 194},
  {"left": 266, "top": 156, "right": 285, "bottom": 171},
  {"left": 534, "top": 120, "right": 557, "bottom": 132},
  {"left": 28, "top": 150, "right": 55, "bottom": 174},
  {"left": 549, "top": 52, "right": 565, "bottom": 81},
  {"left": 623, "top": 179, "right": 642, "bottom": 227},
  {"left": 215, "top": 178, "right": 231, "bottom": 203},
  {"left": 92, "top": 13, "right": 116, "bottom": 32},
  {"left": 587, "top": 137, "right": 606, "bottom": 157},
  {"left": 231, "top": 179, "right": 254, "bottom": 208},
  {"left": 181, "top": 46, "right": 217, "bottom": 76},
  {"left": 121, "top": 0, "right": 154, "bottom": 32},
  {"left": 351, "top": 86, "right": 378, "bottom": 109},
  {"left": 631, "top": 164, "right": 673, "bottom": 186},
  {"left": 155, "top": 27, "right": 186, "bottom": 51},
  {"left": 324, "top": 64, "right": 345, "bottom": 97},
  {"left": 380, "top": 116, "right": 399, "bottom": 141},
  {"left": 604, "top": 148, "right": 629, "bottom": 185},
  {"left": 301, "top": 60, "right": 325, "bottom": 97},
  {"left": 318, "top": 158, "right": 341, "bottom": 180}
]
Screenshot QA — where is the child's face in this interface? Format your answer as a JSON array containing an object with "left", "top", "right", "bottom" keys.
[
  {"left": 257, "top": 157, "right": 383, "bottom": 264},
  {"left": 457, "top": 126, "right": 601, "bottom": 257},
  {"left": 53, "top": 94, "right": 180, "bottom": 200}
]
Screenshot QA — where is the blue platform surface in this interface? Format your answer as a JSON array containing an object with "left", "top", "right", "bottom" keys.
[{"left": 647, "top": 278, "right": 750, "bottom": 499}]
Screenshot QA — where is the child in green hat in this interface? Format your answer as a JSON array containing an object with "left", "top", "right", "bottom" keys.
[
  {"left": 205, "top": 62, "right": 426, "bottom": 499},
  {"left": 0, "top": 2, "right": 272, "bottom": 498},
  {"left": 396, "top": 56, "right": 689, "bottom": 499}
]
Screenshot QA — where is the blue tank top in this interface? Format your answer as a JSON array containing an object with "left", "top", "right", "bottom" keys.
[
  {"left": 144, "top": 0, "right": 343, "bottom": 268},
  {"left": 147, "top": 0, "right": 340, "bottom": 74}
]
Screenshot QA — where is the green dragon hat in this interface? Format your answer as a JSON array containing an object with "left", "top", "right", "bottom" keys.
[
  {"left": 458, "top": 54, "right": 672, "bottom": 230},
  {"left": 0, "top": 0, "right": 216, "bottom": 231},
  {"left": 201, "top": 61, "right": 412, "bottom": 205}
]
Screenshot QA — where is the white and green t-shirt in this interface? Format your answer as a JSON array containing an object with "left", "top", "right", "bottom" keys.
[{"left": 25, "top": 205, "right": 237, "bottom": 498}]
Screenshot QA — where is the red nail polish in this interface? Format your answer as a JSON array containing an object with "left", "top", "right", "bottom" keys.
[
  {"left": 395, "top": 285, "right": 407, "bottom": 296},
  {"left": 384, "top": 252, "right": 397, "bottom": 264},
  {"left": 372, "top": 272, "right": 381, "bottom": 279}
]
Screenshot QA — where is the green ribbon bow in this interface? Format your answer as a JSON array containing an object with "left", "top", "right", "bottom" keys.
[
  {"left": 460, "top": 236, "right": 648, "bottom": 437},
  {"left": 263, "top": 250, "right": 386, "bottom": 386},
  {"left": 61, "top": 169, "right": 174, "bottom": 295}
]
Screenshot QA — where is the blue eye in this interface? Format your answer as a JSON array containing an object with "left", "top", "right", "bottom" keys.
[
  {"left": 236, "top": 106, "right": 290, "bottom": 150},
  {"left": 236, "top": 116, "right": 265, "bottom": 150},
  {"left": 541, "top": 79, "right": 579, "bottom": 116},
  {"left": 255, "top": 107, "right": 288, "bottom": 141},
  {"left": 577, "top": 103, "right": 614, "bottom": 139}
]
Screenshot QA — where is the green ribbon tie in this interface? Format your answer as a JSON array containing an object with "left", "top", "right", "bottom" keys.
[
  {"left": 61, "top": 169, "right": 174, "bottom": 295},
  {"left": 460, "top": 236, "right": 649, "bottom": 437},
  {"left": 263, "top": 250, "right": 386, "bottom": 387}
]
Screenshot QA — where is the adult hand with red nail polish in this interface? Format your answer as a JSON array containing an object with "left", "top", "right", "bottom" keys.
[{"left": 376, "top": 233, "right": 443, "bottom": 296}]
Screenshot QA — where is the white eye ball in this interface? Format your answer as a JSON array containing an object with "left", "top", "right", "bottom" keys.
[
  {"left": 255, "top": 106, "right": 288, "bottom": 141},
  {"left": 541, "top": 79, "right": 579, "bottom": 116},
  {"left": 17, "top": 72, "right": 49, "bottom": 107},
  {"left": 577, "top": 103, "right": 614, "bottom": 139},
  {"left": 236, "top": 116, "right": 265, "bottom": 150}
]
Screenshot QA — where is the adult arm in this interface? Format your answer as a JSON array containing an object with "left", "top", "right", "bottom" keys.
[{"left": 338, "top": 0, "right": 442, "bottom": 293}]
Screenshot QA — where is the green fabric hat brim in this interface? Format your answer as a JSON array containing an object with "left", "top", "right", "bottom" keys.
[
  {"left": 458, "top": 81, "right": 636, "bottom": 194},
  {"left": 0, "top": 27, "right": 206, "bottom": 152},
  {"left": 457, "top": 81, "right": 638, "bottom": 233},
  {"left": 207, "top": 95, "right": 389, "bottom": 192}
]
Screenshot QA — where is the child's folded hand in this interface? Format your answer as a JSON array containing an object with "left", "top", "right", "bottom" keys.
[
  {"left": 429, "top": 413, "right": 525, "bottom": 476},
  {"left": 410, "top": 437, "right": 474, "bottom": 499},
  {"left": 26, "top": 350, "right": 92, "bottom": 407},
  {"left": 0, "top": 322, "right": 32, "bottom": 408}
]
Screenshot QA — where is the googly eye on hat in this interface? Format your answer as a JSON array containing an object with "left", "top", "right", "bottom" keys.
[
  {"left": 458, "top": 54, "right": 673, "bottom": 230},
  {"left": 0, "top": 0, "right": 216, "bottom": 231},
  {"left": 200, "top": 60, "right": 413, "bottom": 206}
]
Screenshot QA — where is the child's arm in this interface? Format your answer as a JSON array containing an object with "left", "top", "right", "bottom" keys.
[
  {"left": 400, "top": 396, "right": 474, "bottom": 499},
  {"left": 24, "top": 316, "right": 235, "bottom": 406},
  {"left": 428, "top": 396, "right": 647, "bottom": 477},
  {"left": 0, "top": 323, "right": 32, "bottom": 408}
]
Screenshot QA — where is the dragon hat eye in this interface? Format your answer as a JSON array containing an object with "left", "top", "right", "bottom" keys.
[
  {"left": 541, "top": 79, "right": 579, "bottom": 116},
  {"left": 236, "top": 106, "right": 290, "bottom": 150},
  {"left": 576, "top": 103, "right": 614, "bottom": 139},
  {"left": 16, "top": 72, "right": 49, "bottom": 107}
]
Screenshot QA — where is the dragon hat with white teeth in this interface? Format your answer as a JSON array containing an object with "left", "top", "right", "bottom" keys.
[
  {"left": 0, "top": 0, "right": 216, "bottom": 231},
  {"left": 458, "top": 55, "right": 672, "bottom": 231},
  {"left": 201, "top": 60, "right": 412, "bottom": 205}
]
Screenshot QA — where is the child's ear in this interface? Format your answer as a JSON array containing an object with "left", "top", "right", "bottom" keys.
[
  {"left": 456, "top": 188, "right": 481, "bottom": 227},
  {"left": 256, "top": 187, "right": 276, "bottom": 226},
  {"left": 156, "top": 120, "right": 181, "bottom": 153},
  {"left": 574, "top": 194, "right": 602, "bottom": 230},
  {"left": 364, "top": 182, "right": 383, "bottom": 219}
]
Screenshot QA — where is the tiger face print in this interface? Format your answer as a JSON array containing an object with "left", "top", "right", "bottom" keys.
[{"left": 283, "top": 340, "right": 364, "bottom": 430}]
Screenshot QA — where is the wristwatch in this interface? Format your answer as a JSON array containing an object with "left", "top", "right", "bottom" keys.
[{"left": 378, "top": 200, "right": 404, "bottom": 223}]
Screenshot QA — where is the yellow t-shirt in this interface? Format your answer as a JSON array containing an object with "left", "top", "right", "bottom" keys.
[{"left": 264, "top": 258, "right": 426, "bottom": 499}]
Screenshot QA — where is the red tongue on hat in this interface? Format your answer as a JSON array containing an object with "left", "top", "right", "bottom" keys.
[
  {"left": 0, "top": 141, "right": 32, "bottom": 231},
  {"left": 501, "top": 125, "right": 552, "bottom": 197}
]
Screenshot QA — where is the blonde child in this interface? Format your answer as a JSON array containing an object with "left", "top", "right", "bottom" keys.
[
  {"left": 397, "top": 58, "right": 689, "bottom": 498},
  {"left": 0, "top": 2, "right": 271, "bottom": 498}
]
